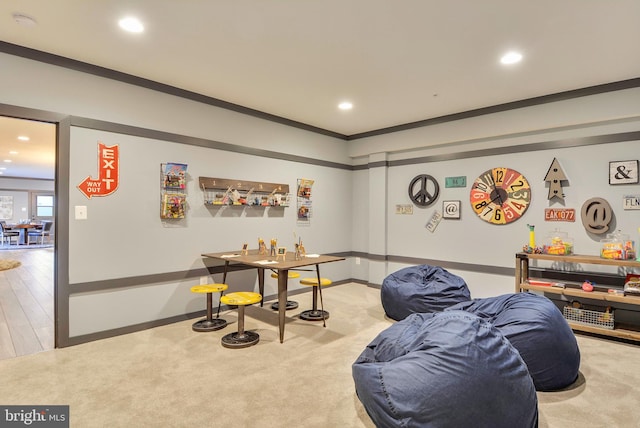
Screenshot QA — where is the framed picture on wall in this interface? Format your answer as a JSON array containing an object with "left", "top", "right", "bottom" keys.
[
  {"left": 0, "top": 196, "right": 13, "bottom": 220},
  {"left": 442, "top": 200, "right": 461, "bottom": 219},
  {"left": 609, "top": 160, "right": 639, "bottom": 185}
]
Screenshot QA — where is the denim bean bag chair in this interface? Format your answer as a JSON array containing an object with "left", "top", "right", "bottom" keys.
[
  {"left": 352, "top": 311, "right": 538, "bottom": 428},
  {"left": 447, "top": 292, "right": 580, "bottom": 391},
  {"left": 381, "top": 265, "right": 471, "bottom": 321}
]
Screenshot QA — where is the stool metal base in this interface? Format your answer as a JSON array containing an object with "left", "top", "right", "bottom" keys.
[
  {"left": 192, "top": 318, "right": 227, "bottom": 332},
  {"left": 299, "top": 309, "right": 330, "bottom": 321},
  {"left": 221, "top": 331, "right": 260, "bottom": 348},
  {"left": 271, "top": 300, "right": 299, "bottom": 311}
]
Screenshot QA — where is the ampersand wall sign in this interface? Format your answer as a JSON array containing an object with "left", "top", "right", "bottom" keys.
[
  {"left": 580, "top": 197, "right": 613, "bottom": 234},
  {"left": 409, "top": 174, "right": 440, "bottom": 207},
  {"left": 609, "top": 160, "right": 639, "bottom": 185}
]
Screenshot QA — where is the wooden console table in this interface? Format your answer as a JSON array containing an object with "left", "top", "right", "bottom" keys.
[{"left": 516, "top": 252, "right": 640, "bottom": 342}]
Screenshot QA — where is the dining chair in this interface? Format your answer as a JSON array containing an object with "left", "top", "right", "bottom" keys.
[
  {"left": 0, "top": 222, "right": 19, "bottom": 246},
  {"left": 27, "top": 220, "right": 53, "bottom": 245}
]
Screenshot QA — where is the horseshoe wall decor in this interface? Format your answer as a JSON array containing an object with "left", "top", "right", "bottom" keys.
[{"left": 409, "top": 174, "right": 440, "bottom": 207}]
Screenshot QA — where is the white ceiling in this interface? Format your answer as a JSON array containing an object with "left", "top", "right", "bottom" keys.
[
  {"left": 0, "top": 116, "right": 55, "bottom": 180},
  {"left": 0, "top": 1, "right": 639, "bottom": 178}
]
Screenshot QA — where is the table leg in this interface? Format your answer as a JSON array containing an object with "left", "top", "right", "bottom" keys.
[
  {"left": 258, "top": 268, "right": 265, "bottom": 307},
  {"left": 315, "top": 265, "right": 326, "bottom": 327},
  {"left": 222, "top": 261, "right": 229, "bottom": 283},
  {"left": 278, "top": 269, "right": 288, "bottom": 343}
]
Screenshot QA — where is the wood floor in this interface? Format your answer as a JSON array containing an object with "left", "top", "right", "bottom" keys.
[{"left": 0, "top": 247, "right": 54, "bottom": 360}]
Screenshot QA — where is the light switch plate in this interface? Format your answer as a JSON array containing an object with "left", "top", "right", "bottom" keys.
[{"left": 75, "top": 205, "right": 87, "bottom": 220}]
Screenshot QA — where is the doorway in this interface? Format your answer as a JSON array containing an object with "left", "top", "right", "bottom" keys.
[{"left": 0, "top": 116, "right": 56, "bottom": 360}]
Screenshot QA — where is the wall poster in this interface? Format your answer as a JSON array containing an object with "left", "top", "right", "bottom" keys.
[
  {"left": 297, "top": 178, "right": 314, "bottom": 223},
  {"left": 0, "top": 196, "right": 13, "bottom": 220}
]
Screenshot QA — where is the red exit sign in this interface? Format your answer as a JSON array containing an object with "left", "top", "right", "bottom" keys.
[{"left": 545, "top": 208, "right": 575, "bottom": 222}]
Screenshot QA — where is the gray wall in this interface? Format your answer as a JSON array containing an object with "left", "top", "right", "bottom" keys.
[
  {"left": 1, "top": 49, "right": 639, "bottom": 345},
  {"left": 0, "top": 52, "right": 353, "bottom": 344},
  {"left": 350, "top": 89, "right": 640, "bottom": 297}
]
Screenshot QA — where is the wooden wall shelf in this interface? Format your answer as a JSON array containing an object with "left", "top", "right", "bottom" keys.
[{"left": 199, "top": 177, "right": 290, "bottom": 207}]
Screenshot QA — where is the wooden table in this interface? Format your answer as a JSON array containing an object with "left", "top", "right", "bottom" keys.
[
  {"left": 8, "top": 224, "right": 37, "bottom": 245},
  {"left": 202, "top": 250, "right": 345, "bottom": 343}
]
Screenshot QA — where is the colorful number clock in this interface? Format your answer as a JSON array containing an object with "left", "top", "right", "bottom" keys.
[{"left": 470, "top": 167, "right": 531, "bottom": 224}]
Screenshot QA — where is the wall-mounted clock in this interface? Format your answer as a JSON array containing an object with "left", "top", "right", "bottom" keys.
[{"left": 470, "top": 167, "right": 531, "bottom": 224}]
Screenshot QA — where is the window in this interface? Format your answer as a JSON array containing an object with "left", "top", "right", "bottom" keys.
[{"left": 36, "top": 195, "right": 54, "bottom": 216}]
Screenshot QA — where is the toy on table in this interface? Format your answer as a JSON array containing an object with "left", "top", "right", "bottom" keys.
[
  {"left": 270, "top": 239, "right": 277, "bottom": 257},
  {"left": 293, "top": 232, "right": 306, "bottom": 260},
  {"left": 258, "top": 238, "right": 267, "bottom": 255}
]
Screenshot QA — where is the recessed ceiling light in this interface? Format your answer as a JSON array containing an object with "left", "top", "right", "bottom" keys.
[
  {"left": 17, "top": 136, "right": 29, "bottom": 141},
  {"left": 9, "top": 151, "right": 18, "bottom": 155},
  {"left": 338, "top": 101, "right": 353, "bottom": 111},
  {"left": 12, "top": 13, "right": 37, "bottom": 26},
  {"left": 500, "top": 51, "right": 523, "bottom": 65},
  {"left": 118, "top": 16, "right": 144, "bottom": 33},
  {"left": 0, "top": 167, "right": 6, "bottom": 170},
  {"left": 3, "top": 160, "right": 12, "bottom": 163}
]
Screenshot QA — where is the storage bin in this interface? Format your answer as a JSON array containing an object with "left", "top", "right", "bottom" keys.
[{"left": 563, "top": 306, "right": 614, "bottom": 330}]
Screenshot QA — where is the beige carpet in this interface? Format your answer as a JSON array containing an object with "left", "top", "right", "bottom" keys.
[{"left": 0, "top": 283, "right": 639, "bottom": 427}]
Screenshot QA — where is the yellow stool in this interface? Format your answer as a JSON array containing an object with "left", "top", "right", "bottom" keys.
[
  {"left": 299, "top": 277, "right": 332, "bottom": 324},
  {"left": 270, "top": 271, "right": 300, "bottom": 311},
  {"left": 190, "top": 284, "right": 228, "bottom": 332},
  {"left": 220, "top": 291, "right": 262, "bottom": 348}
]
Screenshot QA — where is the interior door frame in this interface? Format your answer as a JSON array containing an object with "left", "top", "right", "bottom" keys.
[{"left": 0, "top": 103, "right": 68, "bottom": 348}]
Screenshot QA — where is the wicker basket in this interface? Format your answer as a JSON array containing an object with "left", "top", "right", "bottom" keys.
[{"left": 563, "top": 306, "right": 614, "bottom": 330}]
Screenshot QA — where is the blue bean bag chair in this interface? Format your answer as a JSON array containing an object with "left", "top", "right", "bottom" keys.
[
  {"left": 446, "top": 292, "right": 580, "bottom": 391},
  {"left": 352, "top": 311, "right": 538, "bottom": 428},
  {"left": 381, "top": 265, "right": 471, "bottom": 321}
]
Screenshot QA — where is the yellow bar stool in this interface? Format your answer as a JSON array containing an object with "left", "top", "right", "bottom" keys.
[
  {"left": 190, "top": 283, "right": 228, "bottom": 332},
  {"left": 220, "top": 291, "right": 262, "bottom": 348},
  {"left": 299, "top": 277, "right": 332, "bottom": 324},
  {"left": 270, "top": 271, "right": 300, "bottom": 310}
]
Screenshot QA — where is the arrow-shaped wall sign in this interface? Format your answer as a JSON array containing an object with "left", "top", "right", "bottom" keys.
[
  {"left": 544, "top": 157, "right": 568, "bottom": 202},
  {"left": 77, "top": 142, "right": 120, "bottom": 199}
]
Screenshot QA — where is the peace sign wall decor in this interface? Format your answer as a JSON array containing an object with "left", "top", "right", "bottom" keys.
[{"left": 408, "top": 174, "right": 440, "bottom": 207}]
